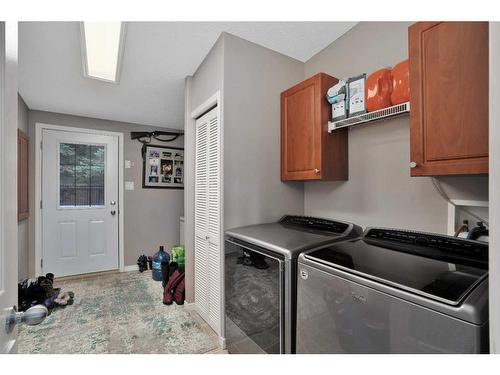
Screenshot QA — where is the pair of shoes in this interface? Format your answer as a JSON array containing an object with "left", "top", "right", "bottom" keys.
[
  {"left": 55, "top": 290, "right": 74, "bottom": 306},
  {"left": 137, "top": 255, "right": 148, "bottom": 272},
  {"left": 163, "top": 269, "right": 185, "bottom": 305},
  {"left": 18, "top": 273, "right": 60, "bottom": 312},
  {"left": 238, "top": 251, "right": 269, "bottom": 270}
]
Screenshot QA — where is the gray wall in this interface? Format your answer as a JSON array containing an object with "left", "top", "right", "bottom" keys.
[
  {"left": 303, "top": 22, "right": 488, "bottom": 233},
  {"left": 18, "top": 94, "right": 29, "bottom": 280},
  {"left": 184, "top": 33, "right": 305, "bottom": 303},
  {"left": 27, "top": 110, "right": 184, "bottom": 276},
  {"left": 223, "top": 33, "right": 304, "bottom": 229},
  {"left": 184, "top": 35, "right": 225, "bottom": 303}
]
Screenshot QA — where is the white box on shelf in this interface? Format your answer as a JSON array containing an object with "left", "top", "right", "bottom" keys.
[
  {"left": 332, "top": 101, "right": 347, "bottom": 121},
  {"left": 447, "top": 199, "right": 489, "bottom": 236},
  {"left": 347, "top": 74, "right": 366, "bottom": 117}
]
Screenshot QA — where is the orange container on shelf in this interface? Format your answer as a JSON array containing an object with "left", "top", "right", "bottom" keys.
[
  {"left": 365, "top": 68, "right": 393, "bottom": 112},
  {"left": 391, "top": 59, "right": 410, "bottom": 105}
]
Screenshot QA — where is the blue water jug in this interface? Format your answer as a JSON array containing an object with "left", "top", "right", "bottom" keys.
[{"left": 152, "top": 246, "right": 170, "bottom": 281}]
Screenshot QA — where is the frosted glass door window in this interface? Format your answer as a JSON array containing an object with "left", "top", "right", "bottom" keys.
[{"left": 59, "top": 143, "right": 105, "bottom": 207}]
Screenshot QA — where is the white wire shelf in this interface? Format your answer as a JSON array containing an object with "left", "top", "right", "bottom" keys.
[{"left": 328, "top": 101, "right": 410, "bottom": 132}]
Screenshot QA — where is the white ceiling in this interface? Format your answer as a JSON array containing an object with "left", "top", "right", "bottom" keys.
[{"left": 19, "top": 22, "right": 357, "bottom": 129}]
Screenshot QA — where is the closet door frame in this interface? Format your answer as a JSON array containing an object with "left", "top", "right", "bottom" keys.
[{"left": 191, "top": 91, "right": 225, "bottom": 345}]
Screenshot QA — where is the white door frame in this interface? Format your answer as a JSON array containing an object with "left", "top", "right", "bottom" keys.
[
  {"left": 0, "top": 21, "right": 19, "bottom": 354},
  {"left": 489, "top": 21, "right": 500, "bottom": 353},
  {"left": 189, "top": 91, "right": 225, "bottom": 346},
  {"left": 34, "top": 122, "right": 125, "bottom": 276}
]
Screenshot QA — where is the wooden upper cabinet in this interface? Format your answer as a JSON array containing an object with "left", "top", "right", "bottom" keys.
[
  {"left": 281, "top": 73, "right": 348, "bottom": 181},
  {"left": 409, "top": 22, "right": 489, "bottom": 176}
]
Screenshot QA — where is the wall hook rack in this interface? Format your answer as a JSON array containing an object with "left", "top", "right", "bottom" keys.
[{"left": 131, "top": 130, "right": 184, "bottom": 144}]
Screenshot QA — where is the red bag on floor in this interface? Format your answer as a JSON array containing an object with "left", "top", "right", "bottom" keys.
[
  {"left": 163, "top": 270, "right": 185, "bottom": 305},
  {"left": 173, "top": 277, "right": 185, "bottom": 305}
]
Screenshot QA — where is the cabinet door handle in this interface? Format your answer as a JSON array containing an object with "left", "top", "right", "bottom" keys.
[
  {"left": 409, "top": 161, "right": 418, "bottom": 169},
  {"left": 314, "top": 168, "right": 320, "bottom": 174}
]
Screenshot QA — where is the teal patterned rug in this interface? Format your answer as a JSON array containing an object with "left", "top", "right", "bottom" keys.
[{"left": 18, "top": 271, "right": 220, "bottom": 354}]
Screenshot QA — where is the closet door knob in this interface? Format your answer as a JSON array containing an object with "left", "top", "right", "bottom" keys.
[
  {"left": 409, "top": 161, "right": 417, "bottom": 169},
  {"left": 314, "top": 168, "right": 320, "bottom": 174},
  {"left": 5, "top": 305, "right": 48, "bottom": 333}
]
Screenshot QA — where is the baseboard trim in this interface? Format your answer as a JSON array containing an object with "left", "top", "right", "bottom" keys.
[
  {"left": 121, "top": 265, "right": 139, "bottom": 272},
  {"left": 184, "top": 301, "right": 196, "bottom": 311},
  {"left": 219, "top": 336, "right": 227, "bottom": 350}
]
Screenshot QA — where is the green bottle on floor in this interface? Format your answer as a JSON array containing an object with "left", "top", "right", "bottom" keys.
[{"left": 171, "top": 245, "right": 185, "bottom": 273}]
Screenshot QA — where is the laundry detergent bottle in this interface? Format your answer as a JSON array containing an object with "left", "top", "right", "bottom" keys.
[{"left": 152, "top": 246, "right": 170, "bottom": 281}]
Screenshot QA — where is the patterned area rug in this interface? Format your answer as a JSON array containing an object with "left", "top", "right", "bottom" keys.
[{"left": 18, "top": 271, "right": 220, "bottom": 354}]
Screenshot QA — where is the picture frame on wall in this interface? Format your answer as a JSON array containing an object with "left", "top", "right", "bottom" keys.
[{"left": 142, "top": 144, "right": 184, "bottom": 189}]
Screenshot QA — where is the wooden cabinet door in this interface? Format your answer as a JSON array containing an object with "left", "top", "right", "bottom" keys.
[
  {"left": 281, "top": 73, "right": 346, "bottom": 181},
  {"left": 409, "top": 22, "right": 489, "bottom": 176},
  {"left": 281, "top": 75, "right": 322, "bottom": 180}
]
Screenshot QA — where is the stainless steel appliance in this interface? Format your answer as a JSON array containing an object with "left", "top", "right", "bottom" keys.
[
  {"left": 224, "top": 215, "right": 362, "bottom": 354},
  {"left": 296, "top": 228, "right": 489, "bottom": 353}
]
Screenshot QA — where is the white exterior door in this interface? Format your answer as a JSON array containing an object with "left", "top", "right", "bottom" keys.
[
  {"left": 194, "top": 107, "right": 222, "bottom": 335},
  {"left": 41, "top": 129, "right": 119, "bottom": 277}
]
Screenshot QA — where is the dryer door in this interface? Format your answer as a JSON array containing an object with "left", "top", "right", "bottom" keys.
[{"left": 225, "top": 239, "right": 284, "bottom": 353}]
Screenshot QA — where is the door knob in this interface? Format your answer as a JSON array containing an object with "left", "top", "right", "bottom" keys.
[
  {"left": 110, "top": 200, "right": 116, "bottom": 206},
  {"left": 409, "top": 161, "right": 418, "bottom": 169},
  {"left": 111, "top": 210, "right": 116, "bottom": 216},
  {"left": 5, "top": 305, "right": 48, "bottom": 333},
  {"left": 314, "top": 168, "right": 320, "bottom": 174}
]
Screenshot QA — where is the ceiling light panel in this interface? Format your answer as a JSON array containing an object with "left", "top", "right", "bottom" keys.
[{"left": 81, "top": 22, "right": 125, "bottom": 83}]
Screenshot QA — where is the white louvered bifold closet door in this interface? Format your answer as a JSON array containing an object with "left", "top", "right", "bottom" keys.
[
  {"left": 207, "top": 112, "right": 221, "bottom": 335},
  {"left": 194, "top": 106, "right": 222, "bottom": 335},
  {"left": 194, "top": 117, "right": 209, "bottom": 319}
]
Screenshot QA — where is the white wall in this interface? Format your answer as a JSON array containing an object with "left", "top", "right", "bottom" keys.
[
  {"left": 184, "top": 33, "right": 306, "bottom": 303},
  {"left": 27, "top": 110, "right": 184, "bottom": 275},
  {"left": 303, "top": 22, "right": 488, "bottom": 233}
]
